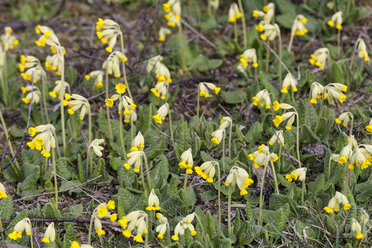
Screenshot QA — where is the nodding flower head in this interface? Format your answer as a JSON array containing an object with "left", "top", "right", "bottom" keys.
[
  {"left": 8, "top": 218, "right": 32, "bottom": 241},
  {"left": 155, "top": 213, "right": 168, "bottom": 240},
  {"left": 324, "top": 83, "right": 348, "bottom": 105},
  {"left": 335, "top": 112, "right": 353, "bottom": 127},
  {"left": 258, "top": 23, "right": 280, "bottom": 41},
  {"left": 179, "top": 148, "right": 193, "bottom": 174},
  {"left": 199, "top": 82, "right": 221, "bottom": 98},
  {"left": 123, "top": 150, "right": 144, "bottom": 173},
  {"left": 211, "top": 128, "right": 225, "bottom": 145},
  {"left": 356, "top": 38, "right": 370, "bottom": 61},
  {"left": 121, "top": 210, "right": 148, "bottom": 243},
  {"left": 0, "top": 183, "right": 8, "bottom": 199},
  {"left": 291, "top": 15, "right": 308, "bottom": 36},
  {"left": 85, "top": 70, "right": 104, "bottom": 88},
  {"left": 19, "top": 55, "right": 46, "bottom": 83},
  {"left": 351, "top": 219, "right": 363, "bottom": 240},
  {"left": 194, "top": 161, "right": 218, "bottom": 183},
  {"left": 309, "top": 48, "right": 329, "bottom": 70},
  {"left": 89, "top": 139, "right": 105, "bottom": 157},
  {"left": 95, "top": 18, "right": 123, "bottom": 53},
  {"left": 309, "top": 82, "right": 324, "bottom": 104},
  {"left": 67, "top": 94, "right": 90, "bottom": 120},
  {"left": 159, "top": 27, "right": 171, "bottom": 42},
  {"left": 152, "top": 103, "right": 169, "bottom": 125},
  {"left": 323, "top": 191, "right": 351, "bottom": 213},
  {"left": 240, "top": 49, "right": 258, "bottom": 68},
  {"left": 27, "top": 124, "right": 56, "bottom": 158},
  {"left": 249, "top": 144, "right": 279, "bottom": 168},
  {"left": 42, "top": 222, "right": 55, "bottom": 243},
  {"left": 21, "top": 86, "right": 41, "bottom": 104},
  {"left": 172, "top": 213, "right": 197, "bottom": 241},
  {"left": 1, "top": 26, "right": 19, "bottom": 51},
  {"left": 252, "top": 89, "right": 271, "bottom": 109},
  {"left": 131, "top": 131, "right": 145, "bottom": 151},
  {"left": 327, "top": 11, "right": 343, "bottom": 30},
  {"left": 228, "top": 3, "right": 242, "bottom": 23},
  {"left": 285, "top": 168, "right": 307, "bottom": 182},
  {"left": 268, "top": 130, "right": 284, "bottom": 146},
  {"left": 225, "top": 166, "right": 254, "bottom": 195},
  {"left": 281, "top": 73, "right": 298, "bottom": 94},
  {"left": 146, "top": 189, "right": 161, "bottom": 211},
  {"left": 163, "top": 0, "right": 181, "bottom": 27}
]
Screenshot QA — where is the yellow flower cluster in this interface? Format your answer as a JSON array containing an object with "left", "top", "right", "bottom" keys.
[
  {"left": 327, "top": 11, "right": 343, "bottom": 30},
  {"left": 146, "top": 189, "right": 161, "bottom": 211},
  {"left": 323, "top": 191, "right": 351, "bottom": 214},
  {"left": 285, "top": 168, "right": 307, "bottom": 182},
  {"left": 8, "top": 218, "right": 32, "bottom": 241},
  {"left": 85, "top": 70, "right": 104, "bottom": 88},
  {"left": 172, "top": 213, "right": 197, "bottom": 241},
  {"left": 19, "top": 55, "right": 46, "bottom": 83},
  {"left": 228, "top": 3, "right": 242, "bottom": 23},
  {"left": 225, "top": 166, "right": 254, "bottom": 196},
  {"left": 120, "top": 210, "right": 148, "bottom": 243},
  {"left": 96, "top": 18, "right": 121, "bottom": 53},
  {"left": 0, "top": 183, "right": 8, "bottom": 199},
  {"left": 178, "top": 148, "right": 193, "bottom": 174},
  {"left": 194, "top": 161, "right": 218, "bottom": 183},
  {"left": 309, "top": 48, "right": 329, "bottom": 70},
  {"left": 27, "top": 124, "right": 56, "bottom": 157},
  {"left": 240, "top": 49, "right": 258, "bottom": 68},
  {"left": 199, "top": 82, "right": 221, "bottom": 98},
  {"left": 1, "top": 27, "right": 19, "bottom": 51},
  {"left": 163, "top": 0, "right": 181, "bottom": 27}
]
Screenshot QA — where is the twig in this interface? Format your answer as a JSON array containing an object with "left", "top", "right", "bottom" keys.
[{"left": 181, "top": 19, "right": 217, "bottom": 49}]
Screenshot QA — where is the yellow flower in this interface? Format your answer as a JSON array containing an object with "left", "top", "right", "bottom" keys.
[
  {"left": 98, "top": 206, "right": 108, "bottom": 218},
  {"left": 110, "top": 213, "right": 118, "bottom": 222},
  {"left": 115, "top": 83, "right": 126, "bottom": 94},
  {"left": 356, "top": 232, "right": 363, "bottom": 239},
  {"left": 96, "top": 229, "right": 105, "bottom": 236},
  {"left": 285, "top": 173, "right": 298, "bottom": 182},
  {"left": 28, "top": 127, "right": 37, "bottom": 137},
  {"left": 273, "top": 115, "right": 284, "bottom": 127},
  {"left": 105, "top": 98, "right": 114, "bottom": 107}
]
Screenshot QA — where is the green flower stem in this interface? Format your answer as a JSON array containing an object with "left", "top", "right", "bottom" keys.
[
  {"left": 344, "top": 168, "right": 350, "bottom": 196},
  {"left": 196, "top": 85, "right": 200, "bottom": 135},
  {"left": 168, "top": 110, "right": 176, "bottom": 150},
  {"left": 140, "top": 159, "right": 147, "bottom": 194},
  {"left": 1, "top": 51, "right": 8, "bottom": 106},
  {"left": 254, "top": 67, "right": 258, "bottom": 88},
  {"left": 233, "top": 22, "right": 238, "bottom": 44},
  {"left": 291, "top": 87, "right": 295, "bottom": 106},
  {"left": 304, "top": 98, "right": 310, "bottom": 126},
  {"left": 216, "top": 162, "right": 221, "bottom": 235},
  {"left": 295, "top": 112, "right": 301, "bottom": 168},
  {"left": 222, "top": 132, "right": 226, "bottom": 172},
  {"left": 183, "top": 173, "right": 188, "bottom": 191},
  {"left": 88, "top": 106, "right": 93, "bottom": 177},
  {"left": 60, "top": 54, "right": 66, "bottom": 154},
  {"left": 301, "top": 180, "right": 306, "bottom": 205},
  {"left": 88, "top": 209, "right": 97, "bottom": 245},
  {"left": 269, "top": 160, "right": 279, "bottom": 194},
  {"left": 278, "top": 32, "right": 283, "bottom": 88},
  {"left": 52, "top": 129, "right": 61, "bottom": 158},
  {"left": 130, "top": 118, "right": 134, "bottom": 142},
  {"left": 228, "top": 124, "right": 232, "bottom": 157},
  {"left": 119, "top": 33, "right": 133, "bottom": 101},
  {"left": 287, "top": 31, "right": 295, "bottom": 52},
  {"left": 349, "top": 112, "right": 354, "bottom": 137},
  {"left": 178, "top": 23, "right": 187, "bottom": 71},
  {"left": 105, "top": 68, "right": 113, "bottom": 140},
  {"left": 27, "top": 219, "right": 34, "bottom": 248},
  {"left": 0, "top": 110, "right": 22, "bottom": 178},
  {"left": 238, "top": 0, "right": 247, "bottom": 49},
  {"left": 278, "top": 146, "right": 282, "bottom": 173},
  {"left": 349, "top": 39, "right": 358, "bottom": 71},
  {"left": 143, "top": 153, "right": 153, "bottom": 191},
  {"left": 259, "top": 163, "right": 268, "bottom": 226},
  {"left": 88, "top": 148, "right": 92, "bottom": 179},
  {"left": 52, "top": 149, "right": 58, "bottom": 209},
  {"left": 0, "top": 217, "right": 4, "bottom": 240},
  {"left": 227, "top": 185, "right": 232, "bottom": 236},
  {"left": 41, "top": 75, "right": 50, "bottom": 124},
  {"left": 166, "top": 222, "right": 171, "bottom": 245},
  {"left": 337, "top": 29, "right": 341, "bottom": 57},
  {"left": 144, "top": 216, "right": 149, "bottom": 248},
  {"left": 265, "top": 43, "right": 270, "bottom": 73},
  {"left": 118, "top": 99, "right": 126, "bottom": 157},
  {"left": 314, "top": 103, "right": 324, "bottom": 134}
]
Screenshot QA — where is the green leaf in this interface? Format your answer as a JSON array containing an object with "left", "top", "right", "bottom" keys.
[
  {"left": 245, "top": 121, "right": 263, "bottom": 143},
  {"left": 180, "top": 186, "right": 197, "bottom": 207},
  {"left": 9, "top": 127, "right": 24, "bottom": 137},
  {"left": 222, "top": 90, "right": 246, "bottom": 104},
  {"left": 150, "top": 155, "right": 169, "bottom": 188},
  {"left": 62, "top": 204, "right": 83, "bottom": 218},
  {"left": 77, "top": 154, "right": 85, "bottom": 182},
  {"left": 0, "top": 196, "right": 13, "bottom": 220},
  {"left": 205, "top": 211, "right": 217, "bottom": 239},
  {"left": 201, "top": 190, "right": 217, "bottom": 201},
  {"left": 189, "top": 54, "right": 223, "bottom": 72},
  {"left": 57, "top": 157, "right": 73, "bottom": 180},
  {"left": 116, "top": 188, "right": 143, "bottom": 213},
  {"left": 109, "top": 155, "right": 125, "bottom": 171},
  {"left": 331, "top": 63, "right": 345, "bottom": 84},
  {"left": 43, "top": 202, "right": 61, "bottom": 218},
  {"left": 5, "top": 209, "right": 28, "bottom": 235},
  {"left": 276, "top": 0, "right": 297, "bottom": 15},
  {"left": 63, "top": 224, "right": 75, "bottom": 248}
]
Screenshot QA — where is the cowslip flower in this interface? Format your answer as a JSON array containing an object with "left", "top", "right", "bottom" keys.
[
  {"left": 124, "top": 150, "right": 144, "bottom": 172},
  {"left": 281, "top": 73, "right": 298, "bottom": 93},
  {"left": 268, "top": 130, "right": 284, "bottom": 146},
  {"left": 327, "top": 11, "right": 343, "bottom": 30},
  {"left": 335, "top": 112, "right": 352, "bottom": 127},
  {"left": 66, "top": 94, "right": 90, "bottom": 120},
  {"left": 228, "top": 3, "right": 242, "bottom": 23},
  {"left": 155, "top": 213, "right": 168, "bottom": 240},
  {"left": 249, "top": 144, "right": 278, "bottom": 169},
  {"left": 1, "top": 27, "right": 19, "bottom": 51},
  {"left": 324, "top": 83, "right": 347, "bottom": 104},
  {"left": 285, "top": 168, "right": 307, "bottom": 182},
  {"left": 94, "top": 217, "right": 105, "bottom": 236},
  {"left": 356, "top": 38, "right": 370, "bottom": 61},
  {"left": 121, "top": 210, "right": 148, "bottom": 243},
  {"left": 258, "top": 23, "right": 280, "bottom": 41},
  {"left": 211, "top": 128, "right": 225, "bottom": 145},
  {"left": 252, "top": 89, "right": 271, "bottom": 109},
  {"left": 102, "top": 51, "right": 127, "bottom": 77},
  {"left": 49, "top": 80, "right": 69, "bottom": 98},
  {"left": 21, "top": 86, "right": 41, "bottom": 104},
  {"left": 159, "top": 27, "right": 171, "bottom": 41},
  {"left": 163, "top": 0, "right": 182, "bottom": 27},
  {"left": 323, "top": 191, "right": 351, "bottom": 213},
  {"left": 8, "top": 218, "right": 32, "bottom": 240},
  {"left": 351, "top": 219, "right": 364, "bottom": 240},
  {"left": 309, "top": 82, "right": 324, "bottom": 104},
  {"left": 45, "top": 52, "right": 65, "bottom": 75},
  {"left": 350, "top": 144, "right": 372, "bottom": 170},
  {"left": 89, "top": 139, "right": 105, "bottom": 157},
  {"left": 253, "top": 3, "right": 275, "bottom": 22},
  {"left": 146, "top": 189, "right": 161, "bottom": 211},
  {"left": 19, "top": 55, "right": 46, "bottom": 83},
  {"left": 291, "top": 15, "right": 308, "bottom": 36},
  {"left": 70, "top": 241, "right": 93, "bottom": 248},
  {"left": 27, "top": 124, "right": 56, "bottom": 157},
  {"left": 151, "top": 81, "right": 169, "bottom": 99},
  {"left": 219, "top": 116, "right": 232, "bottom": 130},
  {"left": 194, "top": 161, "right": 218, "bottom": 183},
  {"left": 366, "top": 119, "right": 372, "bottom": 133},
  {"left": 95, "top": 18, "right": 122, "bottom": 53},
  {"left": 309, "top": 48, "right": 329, "bottom": 70},
  {"left": 225, "top": 166, "right": 254, "bottom": 195},
  {"left": 273, "top": 112, "right": 295, "bottom": 130},
  {"left": 178, "top": 148, "right": 193, "bottom": 174},
  {"left": 240, "top": 49, "right": 258, "bottom": 68},
  {"left": 0, "top": 183, "right": 7, "bottom": 199},
  {"left": 42, "top": 222, "right": 55, "bottom": 243},
  {"left": 146, "top": 56, "right": 172, "bottom": 83},
  {"left": 152, "top": 103, "right": 169, "bottom": 125},
  {"left": 199, "top": 82, "right": 221, "bottom": 98},
  {"left": 172, "top": 213, "right": 197, "bottom": 241},
  {"left": 85, "top": 70, "right": 104, "bottom": 88},
  {"left": 131, "top": 132, "right": 145, "bottom": 151}
]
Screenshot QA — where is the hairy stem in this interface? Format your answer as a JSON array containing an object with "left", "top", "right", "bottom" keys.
[
  {"left": 52, "top": 149, "right": 58, "bottom": 209},
  {"left": 259, "top": 163, "right": 268, "bottom": 226},
  {"left": 238, "top": 0, "right": 247, "bottom": 49}
]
